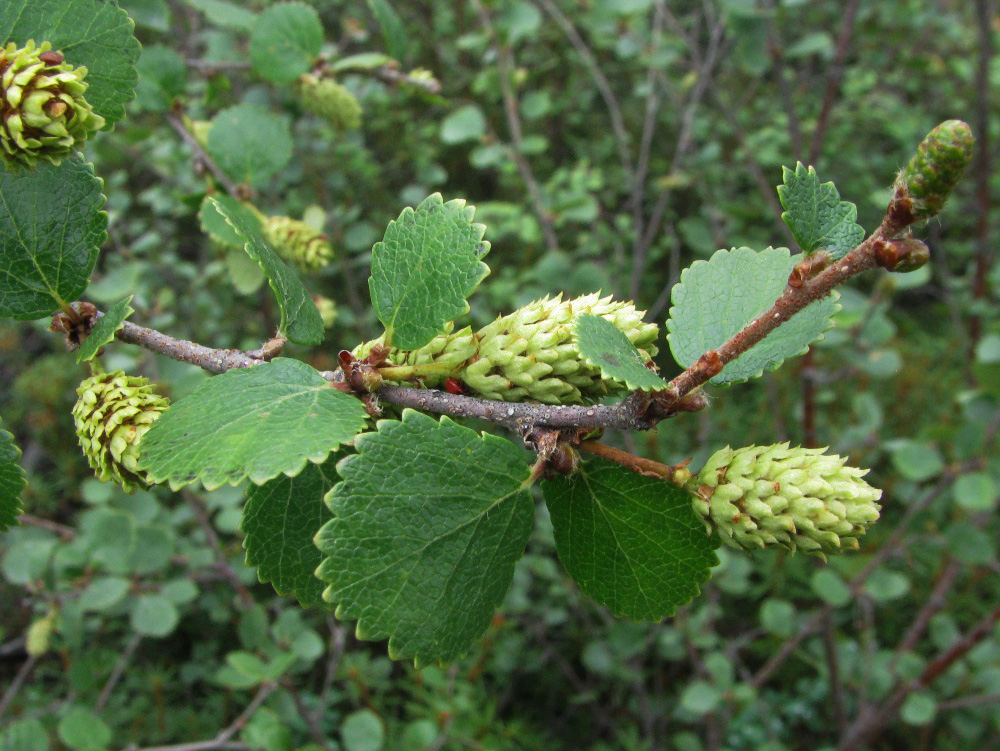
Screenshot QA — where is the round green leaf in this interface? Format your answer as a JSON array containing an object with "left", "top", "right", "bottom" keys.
[
  {"left": 811, "top": 568, "right": 851, "bottom": 606},
  {"left": 135, "top": 44, "right": 187, "bottom": 112},
  {"left": 542, "top": 459, "right": 719, "bottom": 621},
  {"left": 680, "top": 681, "right": 720, "bottom": 715},
  {"left": 440, "top": 105, "right": 486, "bottom": 144},
  {"left": 131, "top": 593, "right": 179, "bottom": 637},
  {"left": 140, "top": 359, "right": 368, "bottom": 491},
  {"left": 57, "top": 707, "right": 111, "bottom": 751},
  {"left": 250, "top": 2, "right": 324, "bottom": 84},
  {"left": 667, "top": 247, "right": 839, "bottom": 385},
  {"left": 185, "top": 0, "right": 256, "bottom": 30},
  {"left": 759, "top": 598, "right": 796, "bottom": 637},
  {"left": 206, "top": 104, "right": 293, "bottom": 187},
  {"left": 0, "top": 156, "right": 107, "bottom": 320},
  {"left": 341, "top": 710, "right": 385, "bottom": 751},
  {"left": 1, "top": 0, "right": 141, "bottom": 127},
  {"left": 900, "top": 692, "right": 937, "bottom": 726},
  {"left": 863, "top": 568, "right": 910, "bottom": 602},
  {"left": 953, "top": 472, "right": 997, "bottom": 511},
  {"left": 316, "top": 410, "right": 533, "bottom": 665},
  {"left": 890, "top": 441, "right": 944, "bottom": 483},
  {"left": 79, "top": 576, "right": 130, "bottom": 611}
]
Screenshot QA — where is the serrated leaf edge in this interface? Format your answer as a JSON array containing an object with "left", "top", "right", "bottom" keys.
[
  {"left": 76, "top": 295, "right": 133, "bottom": 364},
  {"left": 0, "top": 423, "right": 27, "bottom": 532},
  {"left": 777, "top": 162, "right": 864, "bottom": 260},
  {"left": 573, "top": 313, "right": 669, "bottom": 392}
]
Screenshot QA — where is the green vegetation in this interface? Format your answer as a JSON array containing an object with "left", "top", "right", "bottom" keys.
[{"left": 1, "top": 1, "right": 996, "bottom": 750}]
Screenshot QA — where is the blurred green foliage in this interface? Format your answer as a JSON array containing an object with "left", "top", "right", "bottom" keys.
[{"left": 1, "top": 1, "right": 997, "bottom": 750}]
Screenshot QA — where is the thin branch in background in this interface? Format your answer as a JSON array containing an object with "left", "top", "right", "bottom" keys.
[
  {"left": 164, "top": 110, "right": 243, "bottom": 198},
  {"left": 97, "top": 634, "right": 143, "bottom": 711},
  {"left": 893, "top": 558, "right": 962, "bottom": 657},
  {"left": 185, "top": 492, "right": 255, "bottom": 607},
  {"left": 821, "top": 612, "right": 847, "bottom": 732},
  {"left": 534, "top": 0, "right": 634, "bottom": 180},
  {"left": 17, "top": 513, "right": 76, "bottom": 540},
  {"left": 837, "top": 605, "right": 1000, "bottom": 750},
  {"left": 126, "top": 681, "right": 278, "bottom": 751},
  {"left": 0, "top": 654, "right": 38, "bottom": 721},
  {"left": 471, "top": 0, "right": 559, "bottom": 253},
  {"left": 806, "top": 0, "right": 860, "bottom": 165},
  {"left": 314, "top": 618, "right": 347, "bottom": 728},
  {"left": 761, "top": 0, "right": 803, "bottom": 160}
]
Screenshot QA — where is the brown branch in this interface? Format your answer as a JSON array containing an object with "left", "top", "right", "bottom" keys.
[
  {"left": 17, "top": 513, "right": 76, "bottom": 540},
  {"left": 97, "top": 633, "right": 142, "bottom": 711},
  {"left": 185, "top": 492, "right": 255, "bottom": 607},
  {"left": 0, "top": 654, "right": 38, "bottom": 721},
  {"left": 578, "top": 440, "right": 677, "bottom": 480},
  {"left": 116, "top": 320, "right": 264, "bottom": 374},
  {"left": 838, "top": 606, "right": 1000, "bottom": 750}
]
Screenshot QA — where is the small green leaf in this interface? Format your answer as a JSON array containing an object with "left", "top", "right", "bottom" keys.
[
  {"left": 575, "top": 313, "right": 668, "bottom": 392},
  {"left": 542, "top": 459, "right": 718, "bottom": 620},
  {"left": 209, "top": 196, "right": 323, "bottom": 345},
  {"left": 135, "top": 44, "right": 187, "bottom": 112},
  {"left": 57, "top": 707, "right": 111, "bottom": 751},
  {"left": 370, "top": 193, "right": 490, "bottom": 350},
  {"left": 316, "top": 410, "right": 533, "bottom": 665},
  {"left": 76, "top": 296, "right": 133, "bottom": 364},
  {"left": 890, "top": 441, "right": 944, "bottom": 482},
  {"left": 667, "top": 246, "right": 839, "bottom": 385},
  {"left": 184, "top": 0, "right": 256, "bottom": 30},
  {"left": 680, "top": 681, "right": 720, "bottom": 714},
  {"left": 341, "top": 709, "right": 385, "bottom": 751},
  {"left": 0, "top": 156, "right": 107, "bottom": 320},
  {"left": 206, "top": 103, "right": 293, "bottom": 187},
  {"left": 365, "top": 0, "right": 409, "bottom": 61},
  {"left": 0, "top": 420, "right": 27, "bottom": 532},
  {"left": 243, "top": 455, "right": 341, "bottom": 608},
  {"left": 79, "top": 576, "right": 130, "bottom": 611},
  {"left": 1, "top": 0, "right": 141, "bottom": 127},
  {"left": 811, "top": 568, "right": 850, "bottom": 606},
  {"left": 0, "top": 718, "right": 50, "bottom": 751},
  {"left": 121, "top": 0, "right": 172, "bottom": 32},
  {"left": 900, "top": 692, "right": 937, "bottom": 726},
  {"left": 759, "top": 598, "right": 796, "bottom": 637},
  {"left": 778, "top": 162, "right": 864, "bottom": 259},
  {"left": 250, "top": 2, "right": 324, "bottom": 84},
  {"left": 863, "top": 568, "right": 910, "bottom": 602},
  {"left": 226, "top": 651, "right": 269, "bottom": 682},
  {"left": 440, "top": 105, "right": 487, "bottom": 144},
  {"left": 953, "top": 472, "right": 997, "bottom": 511},
  {"left": 130, "top": 593, "right": 179, "bottom": 636},
  {"left": 141, "top": 359, "right": 368, "bottom": 491}
]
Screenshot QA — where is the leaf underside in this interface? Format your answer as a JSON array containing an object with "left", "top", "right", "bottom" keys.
[
  {"left": 667, "top": 246, "right": 840, "bottom": 385},
  {"left": 208, "top": 197, "right": 323, "bottom": 346},
  {"left": 140, "top": 358, "right": 368, "bottom": 491},
  {"left": 242, "top": 454, "right": 341, "bottom": 608},
  {"left": 0, "top": 0, "right": 140, "bottom": 127},
  {"left": 0, "top": 155, "right": 107, "bottom": 320},
  {"left": 369, "top": 193, "right": 490, "bottom": 351},
  {"left": 778, "top": 162, "right": 865, "bottom": 260},
  {"left": 316, "top": 410, "right": 533, "bottom": 666},
  {"left": 575, "top": 313, "right": 668, "bottom": 391},
  {"left": 542, "top": 458, "right": 719, "bottom": 621}
]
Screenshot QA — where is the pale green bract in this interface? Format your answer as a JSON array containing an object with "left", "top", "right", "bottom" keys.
[
  {"left": 0, "top": 155, "right": 107, "bottom": 320},
  {"left": 542, "top": 459, "right": 719, "bottom": 621},
  {"left": 242, "top": 455, "right": 341, "bottom": 608},
  {"left": 575, "top": 313, "right": 669, "bottom": 392},
  {"left": 777, "top": 162, "right": 865, "bottom": 260},
  {"left": 667, "top": 246, "right": 839, "bottom": 385},
  {"left": 139, "top": 359, "right": 368, "bottom": 491},
  {"left": 369, "top": 193, "right": 490, "bottom": 351},
  {"left": 76, "top": 295, "right": 133, "bottom": 364},
  {"left": 209, "top": 197, "right": 324, "bottom": 345},
  {"left": 316, "top": 410, "right": 533, "bottom": 666},
  {"left": 0, "top": 0, "right": 140, "bottom": 127}
]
